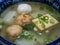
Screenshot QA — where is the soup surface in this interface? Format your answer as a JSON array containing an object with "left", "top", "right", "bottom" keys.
[{"left": 0, "top": 2, "right": 60, "bottom": 45}]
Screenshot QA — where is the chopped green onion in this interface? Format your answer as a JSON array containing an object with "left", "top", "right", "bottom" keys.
[
  {"left": 0, "top": 25, "right": 3, "bottom": 29},
  {"left": 44, "top": 16, "right": 49, "bottom": 20},
  {"left": 35, "top": 30, "right": 42, "bottom": 36},
  {"left": 50, "top": 19, "right": 55, "bottom": 24},
  {"left": 21, "top": 30, "right": 33, "bottom": 40},
  {"left": 39, "top": 19, "right": 45, "bottom": 28},
  {"left": 35, "top": 31, "right": 40, "bottom": 35},
  {"left": 28, "top": 35, "right": 33, "bottom": 40},
  {"left": 37, "top": 14, "right": 42, "bottom": 18},
  {"left": 43, "top": 16, "right": 49, "bottom": 23},
  {"left": 40, "top": 16, "right": 49, "bottom": 23},
  {"left": 24, "top": 31, "right": 30, "bottom": 36},
  {"left": 0, "top": 21, "right": 5, "bottom": 25},
  {"left": 44, "top": 38, "right": 52, "bottom": 44},
  {"left": 13, "top": 16, "right": 16, "bottom": 18},
  {"left": 39, "top": 6, "right": 44, "bottom": 10},
  {"left": 39, "top": 33, "right": 42, "bottom": 35},
  {"left": 45, "top": 20, "right": 49, "bottom": 23},
  {"left": 29, "top": 25, "right": 34, "bottom": 30}
]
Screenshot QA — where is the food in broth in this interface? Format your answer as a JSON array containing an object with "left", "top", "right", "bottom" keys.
[
  {"left": 6, "top": 25, "right": 22, "bottom": 41},
  {"left": 32, "top": 14, "right": 59, "bottom": 32},
  {"left": 0, "top": 2, "right": 60, "bottom": 45}
]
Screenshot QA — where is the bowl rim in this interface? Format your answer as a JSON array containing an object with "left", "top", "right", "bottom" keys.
[{"left": 0, "top": 0, "right": 60, "bottom": 45}]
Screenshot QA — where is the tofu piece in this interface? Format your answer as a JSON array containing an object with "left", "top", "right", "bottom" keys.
[{"left": 32, "top": 14, "right": 59, "bottom": 32}]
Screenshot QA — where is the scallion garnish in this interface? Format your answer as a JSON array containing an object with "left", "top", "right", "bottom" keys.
[
  {"left": 21, "top": 30, "right": 33, "bottom": 40},
  {"left": 44, "top": 38, "right": 52, "bottom": 44},
  {"left": 39, "top": 6, "right": 44, "bottom": 10},
  {"left": 40, "top": 16, "right": 49, "bottom": 23},
  {"left": 44, "top": 16, "right": 49, "bottom": 20},
  {"left": 50, "top": 19, "right": 55, "bottom": 24},
  {"left": 39, "top": 19, "right": 45, "bottom": 28},
  {"left": 37, "top": 14, "right": 43, "bottom": 18},
  {"left": 0, "top": 21, "right": 5, "bottom": 25}
]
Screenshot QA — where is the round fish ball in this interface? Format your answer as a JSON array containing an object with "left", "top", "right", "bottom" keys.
[
  {"left": 17, "top": 4, "right": 32, "bottom": 14},
  {"left": 16, "top": 14, "right": 32, "bottom": 25},
  {"left": 6, "top": 25, "right": 22, "bottom": 41}
]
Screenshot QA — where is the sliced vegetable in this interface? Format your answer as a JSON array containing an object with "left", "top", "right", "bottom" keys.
[
  {"left": 43, "top": 16, "right": 49, "bottom": 20},
  {"left": 41, "top": 16, "right": 49, "bottom": 23},
  {"left": 23, "top": 31, "right": 30, "bottom": 36},
  {"left": 21, "top": 30, "right": 33, "bottom": 40},
  {"left": 50, "top": 19, "right": 55, "bottom": 24},
  {"left": 45, "top": 20, "right": 49, "bottom": 23},
  {"left": 39, "top": 19, "right": 45, "bottom": 28}
]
